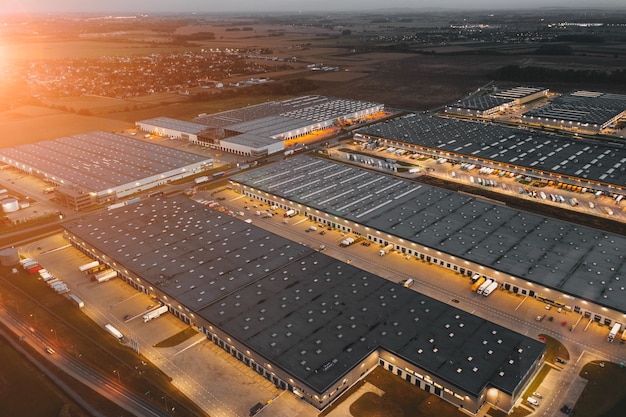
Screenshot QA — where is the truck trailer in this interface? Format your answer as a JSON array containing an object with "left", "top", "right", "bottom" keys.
[
  {"left": 92, "top": 269, "right": 117, "bottom": 283},
  {"left": 477, "top": 279, "right": 493, "bottom": 295},
  {"left": 482, "top": 281, "right": 498, "bottom": 296},
  {"left": 471, "top": 277, "right": 486, "bottom": 292},
  {"left": 78, "top": 260, "right": 100, "bottom": 272},
  {"left": 143, "top": 305, "right": 169, "bottom": 322},
  {"left": 340, "top": 237, "right": 355, "bottom": 247},
  {"left": 194, "top": 176, "right": 209, "bottom": 184},
  {"left": 608, "top": 323, "right": 621, "bottom": 342},
  {"left": 105, "top": 324, "right": 124, "bottom": 342},
  {"left": 69, "top": 294, "right": 85, "bottom": 308},
  {"left": 379, "top": 244, "right": 393, "bottom": 256}
]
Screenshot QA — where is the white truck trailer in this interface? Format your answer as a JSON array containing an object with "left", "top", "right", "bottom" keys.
[
  {"left": 482, "top": 281, "right": 498, "bottom": 296},
  {"left": 340, "top": 237, "right": 355, "bottom": 247},
  {"left": 477, "top": 279, "right": 493, "bottom": 295},
  {"left": 379, "top": 244, "right": 394, "bottom": 256},
  {"left": 68, "top": 294, "right": 85, "bottom": 308},
  {"left": 92, "top": 269, "right": 117, "bottom": 283},
  {"left": 105, "top": 324, "right": 124, "bottom": 342},
  {"left": 608, "top": 323, "right": 621, "bottom": 342},
  {"left": 143, "top": 305, "right": 169, "bottom": 322},
  {"left": 78, "top": 260, "right": 100, "bottom": 272}
]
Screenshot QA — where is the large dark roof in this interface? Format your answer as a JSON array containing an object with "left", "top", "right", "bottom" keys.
[
  {"left": 62, "top": 197, "right": 544, "bottom": 396},
  {"left": 522, "top": 91, "right": 626, "bottom": 127},
  {"left": 355, "top": 113, "right": 626, "bottom": 187},
  {"left": 231, "top": 156, "right": 626, "bottom": 314}
]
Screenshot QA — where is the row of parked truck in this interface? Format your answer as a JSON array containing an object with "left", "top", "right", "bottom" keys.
[
  {"left": 471, "top": 274, "right": 498, "bottom": 296},
  {"left": 20, "top": 258, "right": 85, "bottom": 305}
]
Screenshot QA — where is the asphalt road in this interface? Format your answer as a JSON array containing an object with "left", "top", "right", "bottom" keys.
[{"left": 0, "top": 294, "right": 171, "bottom": 417}]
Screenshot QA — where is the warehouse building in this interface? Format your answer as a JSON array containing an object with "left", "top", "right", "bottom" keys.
[
  {"left": 230, "top": 156, "right": 626, "bottom": 325},
  {"left": 137, "top": 96, "right": 384, "bottom": 158},
  {"left": 62, "top": 196, "right": 545, "bottom": 414},
  {"left": 444, "top": 86, "right": 548, "bottom": 117},
  {"left": 0, "top": 131, "right": 213, "bottom": 210},
  {"left": 521, "top": 90, "right": 626, "bottom": 132},
  {"left": 355, "top": 113, "right": 626, "bottom": 193},
  {"left": 135, "top": 117, "right": 208, "bottom": 141}
]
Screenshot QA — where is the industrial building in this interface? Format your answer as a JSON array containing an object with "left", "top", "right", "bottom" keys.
[
  {"left": 230, "top": 156, "right": 626, "bottom": 324},
  {"left": 62, "top": 196, "right": 545, "bottom": 414},
  {"left": 444, "top": 86, "right": 548, "bottom": 117},
  {"left": 0, "top": 131, "right": 213, "bottom": 210},
  {"left": 135, "top": 117, "right": 208, "bottom": 141},
  {"left": 136, "top": 95, "right": 384, "bottom": 158},
  {"left": 355, "top": 113, "right": 626, "bottom": 193},
  {"left": 521, "top": 90, "right": 626, "bottom": 132}
]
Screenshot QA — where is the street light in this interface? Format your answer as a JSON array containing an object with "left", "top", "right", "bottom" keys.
[
  {"left": 113, "top": 369, "right": 121, "bottom": 385},
  {"left": 162, "top": 396, "right": 168, "bottom": 411},
  {"left": 30, "top": 313, "right": 37, "bottom": 327},
  {"left": 51, "top": 328, "right": 58, "bottom": 344}
]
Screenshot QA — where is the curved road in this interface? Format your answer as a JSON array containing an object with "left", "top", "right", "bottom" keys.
[{"left": 0, "top": 305, "right": 170, "bottom": 417}]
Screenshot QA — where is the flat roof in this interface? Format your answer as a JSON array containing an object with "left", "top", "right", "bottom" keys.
[
  {"left": 522, "top": 90, "right": 626, "bottom": 126},
  {"left": 62, "top": 196, "right": 544, "bottom": 396},
  {"left": 137, "top": 116, "right": 208, "bottom": 134},
  {"left": 193, "top": 95, "right": 332, "bottom": 128},
  {"left": 448, "top": 95, "right": 513, "bottom": 112},
  {"left": 493, "top": 86, "right": 547, "bottom": 100},
  {"left": 190, "top": 95, "right": 383, "bottom": 149},
  {"left": 232, "top": 156, "right": 626, "bottom": 314},
  {"left": 355, "top": 113, "right": 626, "bottom": 187},
  {"left": 0, "top": 131, "right": 211, "bottom": 192}
]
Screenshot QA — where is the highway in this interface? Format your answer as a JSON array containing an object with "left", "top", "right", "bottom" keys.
[{"left": 0, "top": 292, "right": 172, "bottom": 417}]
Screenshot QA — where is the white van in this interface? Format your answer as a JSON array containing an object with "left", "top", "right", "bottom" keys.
[{"left": 403, "top": 278, "right": 415, "bottom": 288}]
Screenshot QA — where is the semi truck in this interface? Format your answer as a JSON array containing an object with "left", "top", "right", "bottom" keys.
[
  {"left": 340, "top": 237, "right": 355, "bottom": 247},
  {"left": 26, "top": 264, "right": 43, "bottom": 274},
  {"left": 608, "top": 323, "right": 621, "bottom": 342},
  {"left": 69, "top": 294, "right": 85, "bottom": 308},
  {"left": 143, "top": 305, "right": 169, "bottom": 322},
  {"left": 471, "top": 277, "right": 486, "bottom": 292},
  {"left": 482, "top": 281, "right": 498, "bottom": 296},
  {"left": 379, "top": 244, "right": 394, "bottom": 256},
  {"left": 19, "top": 258, "right": 34, "bottom": 266},
  {"left": 284, "top": 209, "right": 296, "bottom": 217},
  {"left": 105, "top": 324, "right": 124, "bottom": 342},
  {"left": 194, "top": 176, "right": 209, "bottom": 184},
  {"left": 92, "top": 269, "right": 117, "bottom": 283},
  {"left": 477, "top": 279, "right": 493, "bottom": 295},
  {"left": 78, "top": 260, "right": 100, "bottom": 272}
]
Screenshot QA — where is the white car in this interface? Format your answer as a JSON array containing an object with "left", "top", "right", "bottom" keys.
[{"left": 527, "top": 397, "right": 540, "bottom": 406}]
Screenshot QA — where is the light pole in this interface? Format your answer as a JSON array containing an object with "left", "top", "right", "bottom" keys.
[
  {"left": 51, "top": 328, "right": 58, "bottom": 344},
  {"left": 113, "top": 369, "right": 121, "bottom": 385},
  {"left": 30, "top": 313, "right": 37, "bottom": 327},
  {"left": 162, "top": 396, "right": 168, "bottom": 412}
]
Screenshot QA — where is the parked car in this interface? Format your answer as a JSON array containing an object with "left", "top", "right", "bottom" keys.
[{"left": 532, "top": 392, "right": 543, "bottom": 399}]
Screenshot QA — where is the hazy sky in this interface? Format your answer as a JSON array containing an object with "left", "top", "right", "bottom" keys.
[{"left": 2, "top": 0, "right": 622, "bottom": 14}]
